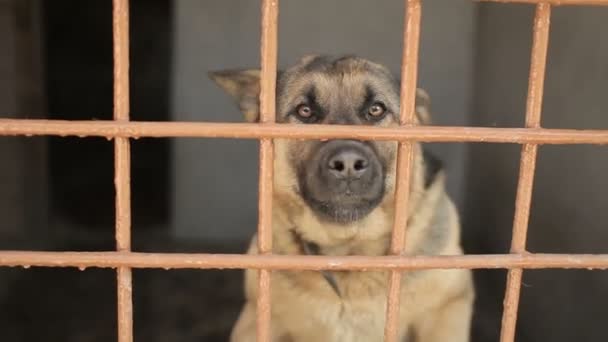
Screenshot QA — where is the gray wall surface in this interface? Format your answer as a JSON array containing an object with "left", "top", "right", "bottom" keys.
[
  {"left": 465, "top": 4, "right": 608, "bottom": 341},
  {"left": 171, "top": 0, "right": 476, "bottom": 242}
]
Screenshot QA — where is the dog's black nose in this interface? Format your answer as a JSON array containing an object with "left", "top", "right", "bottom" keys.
[
  {"left": 301, "top": 139, "right": 384, "bottom": 223},
  {"left": 327, "top": 148, "right": 370, "bottom": 179}
]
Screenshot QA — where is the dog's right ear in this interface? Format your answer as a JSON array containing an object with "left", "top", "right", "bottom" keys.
[{"left": 208, "top": 69, "right": 261, "bottom": 123}]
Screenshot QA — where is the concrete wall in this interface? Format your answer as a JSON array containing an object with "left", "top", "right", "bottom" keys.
[
  {"left": 170, "top": 0, "right": 476, "bottom": 242},
  {"left": 465, "top": 4, "right": 608, "bottom": 341}
]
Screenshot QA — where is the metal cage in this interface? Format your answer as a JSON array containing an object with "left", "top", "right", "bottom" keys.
[{"left": 1, "top": 0, "right": 608, "bottom": 341}]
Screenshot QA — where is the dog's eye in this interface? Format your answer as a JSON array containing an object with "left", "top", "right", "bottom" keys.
[
  {"left": 296, "top": 104, "right": 314, "bottom": 119},
  {"left": 367, "top": 102, "right": 386, "bottom": 119}
]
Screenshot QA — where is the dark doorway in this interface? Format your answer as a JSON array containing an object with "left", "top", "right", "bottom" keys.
[{"left": 43, "top": 0, "right": 172, "bottom": 228}]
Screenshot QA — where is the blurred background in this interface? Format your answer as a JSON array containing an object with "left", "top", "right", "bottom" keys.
[{"left": 1, "top": 0, "right": 607, "bottom": 341}]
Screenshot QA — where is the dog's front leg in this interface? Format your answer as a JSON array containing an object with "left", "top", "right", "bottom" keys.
[{"left": 411, "top": 287, "right": 474, "bottom": 342}]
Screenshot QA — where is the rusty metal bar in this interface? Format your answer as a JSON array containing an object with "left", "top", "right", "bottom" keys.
[
  {"left": 2, "top": 251, "right": 608, "bottom": 270},
  {"left": 2, "top": 119, "right": 608, "bottom": 144},
  {"left": 257, "top": 1, "right": 279, "bottom": 341},
  {"left": 500, "top": 4, "right": 551, "bottom": 342},
  {"left": 113, "top": 1, "right": 133, "bottom": 341},
  {"left": 478, "top": 0, "right": 608, "bottom": 5},
  {"left": 384, "top": 0, "right": 421, "bottom": 341}
]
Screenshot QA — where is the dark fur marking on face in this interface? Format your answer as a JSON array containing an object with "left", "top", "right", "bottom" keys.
[
  {"left": 291, "top": 86, "right": 326, "bottom": 123},
  {"left": 358, "top": 85, "right": 376, "bottom": 119},
  {"left": 357, "top": 85, "right": 392, "bottom": 123}
]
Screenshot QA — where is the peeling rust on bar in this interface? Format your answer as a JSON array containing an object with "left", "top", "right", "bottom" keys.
[
  {"left": 2, "top": 119, "right": 608, "bottom": 144},
  {"left": 384, "top": 0, "right": 422, "bottom": 341},
  {"left": 113, "top": 1, "right": 133, "bottom": 341},
  {"left": 257, "top": 1, "right": 279, "bottom": 341},
  {"left": 1, "top": 251, "right": 608, "bottom": 270},
  {"left": 500, "top": 4, "right": 551, "bottom": 342}
]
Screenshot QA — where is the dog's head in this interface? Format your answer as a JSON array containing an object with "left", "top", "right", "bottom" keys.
[{"left": 210, "top": 55, "right": 434, "bottom": 229}]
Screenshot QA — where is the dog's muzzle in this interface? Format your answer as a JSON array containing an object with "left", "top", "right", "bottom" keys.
[{"left": 300, "top": 140, "right": 385, "bottom": 224}]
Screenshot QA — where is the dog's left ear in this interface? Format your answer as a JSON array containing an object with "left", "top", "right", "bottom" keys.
[{"left": 208, "top": 69, "right": 262, "bottom": 122}]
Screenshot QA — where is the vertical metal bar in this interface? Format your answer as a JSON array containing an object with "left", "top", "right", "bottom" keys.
[
  {"left": 500, "top": 3, "right": 551, "bottom": 342},
  {"left": 113, "top": 0, "right": 133, "bottom": 341},
  {"left": 384, "top": 1, "right": 422, "bottom": 341},
  {"left": 257, "top": 0, "right": 279, "bottom": 341}
]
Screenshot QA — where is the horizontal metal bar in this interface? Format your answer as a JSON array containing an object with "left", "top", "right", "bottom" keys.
[
  {"left": 1, "top": 119, "right": 608, "bottom": 144},
  {"left": 1, "top": 251, "right": 608, "bottom": 270},
  {"left": 477, "top": 0, "right": 608, "bottom": 5}
]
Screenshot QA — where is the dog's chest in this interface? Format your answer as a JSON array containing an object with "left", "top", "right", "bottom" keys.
[
  {"left": 273, "top": 271, "right": 401, "bottom": 342},
  {"left": 329, "top": 298, "right": 389, "bottom": 342}
]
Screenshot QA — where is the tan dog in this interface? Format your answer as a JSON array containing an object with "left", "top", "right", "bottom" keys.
[{"left": 210, "top": 55, "right": 474, "bottom": 342}]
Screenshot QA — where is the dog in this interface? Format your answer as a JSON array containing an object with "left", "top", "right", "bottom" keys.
[{"left": 209, "top": 55, "right": 474, "bottom": 342}]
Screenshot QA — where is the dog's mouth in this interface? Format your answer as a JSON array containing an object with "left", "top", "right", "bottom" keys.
[
  {"left": 298, "top": 140, "right": 386, "bottom": 224},
  {"left": 301, "top": 193, "right": 384, "bottom": 224}
]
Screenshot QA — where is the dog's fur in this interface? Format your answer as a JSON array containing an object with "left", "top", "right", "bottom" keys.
[{"left": 210, "top": 55, "right": 474, "bottom": 342}]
